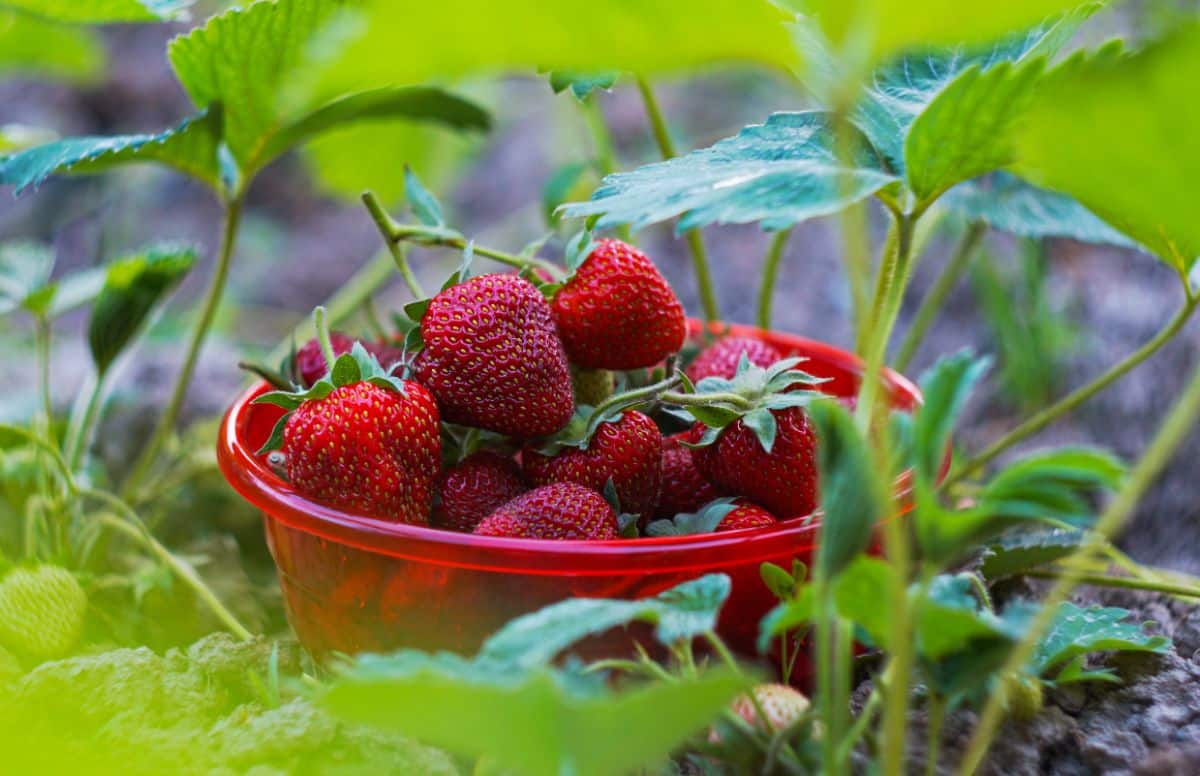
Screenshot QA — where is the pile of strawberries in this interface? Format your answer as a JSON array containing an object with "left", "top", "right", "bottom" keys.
[{"left": 257, "top": 239, "right": 832, "bottom": 541}]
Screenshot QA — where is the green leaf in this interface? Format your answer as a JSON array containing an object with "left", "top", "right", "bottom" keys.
[
  {"left": 23, "top": 267, "right": 106, "bottom": 319},
  {"left": 759, "top": 555, "right": 895, "bottom": 650},
  {"left": 549, "top": 71, "right": 619, "bottom": 100},
  {"left": 256, "top": 86, "right": 490, "bottom": 175},
  {"left": 980, "top": 528, "right": 1084, "bottom": 580},
  {"left": 941, "top": 173, "right": 1141, "bottom": 247},
  {"left": 912, "top": 351, "right": 990, "bottom": 481},
  {"left": 325, "top": 653, "right": 748, "bottom": 776},
  {"left": 810, "top": 401, "right": 885, "bottom": 580},
  {"left": 404, "top": 166, "right": 445, "bottom": 227},
  {"left": 0, "top": 0, "right": 189, "bottom": 22},
  {"left": 647, "top": 498, "right": 739, "bottom": 537},
  {"left": 787, "top": 0, "right": 1087, "bottom": 64},
  {"left": 479, "top": 574, "right": 731, "bottom": 668},
  {"left": 741, "top": 409, "right": 777, "bottom": 453},
  {"left": 167, "top": 2, "right": 491, "bottom": 182},
  {"left": 0, "top": 108, "right": 224, "bottom": 194},
  {"left": 312, "top": 0, "right": 796, "bottom": 97},
  {"left": 1033, "top": 602, "right": 1170, "bottom": 678},
  {"left": 562, "top": 111, "right": 897, "bottom": 232},
  {"left": 1014, "top": 28, "right": 1200, "bottom": 271},
  {"left": 0, "top": 241, "right": 54, "bottom": 316},
  {"left": 0, "top": 125, "right": 57, "bottom": 155},
  {"left": 87, "top": 246, "right": 197, "bottom": 374},
  {"left": 978, "top": 447, "right": 1125, "bottom": 526},
  {"left": 0, "top": 10, "right": 104, "bottom": 84},
  {"left": 847, "top": 19, "right": 1077, "bottom": 196},
  {"left": 915, "top": 575, "right": 1029, "bottom": 660}
]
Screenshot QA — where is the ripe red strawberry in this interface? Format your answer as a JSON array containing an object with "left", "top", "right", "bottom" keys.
[
  {"left": 432, "top": 451, "right": 526, "bottom": 533},
  {"left": 672, "top": 357, "right": 825, "bottom": 520},
  {"left": 296, "top": 332, "right": 404, "bottom": 387},
  {"left": 552, "top": 239, "right": 686, "bottom": 370},
  {"left": 258, "top": 343, "right": 441, "bottom": 524},
  {"left": 686, "top": 336, "right": 783, "bottom": 383},
  {"left": 523, "top": 410, "right": 663, "bottom": 520},
  {"left": 717, "top": 499, "right": 777, "bottom": 531},
  {"left": 415, "top": 274, "right": 574, "bottom": 437},
  {"left": 474, "top": 483, "right": 618, "bottom": 540},
  {"left": 656, "top": 434, "right": 722, "bottom": 519},
  {"left": 690, "top": 407, "right": 818, "bottom": 520}
]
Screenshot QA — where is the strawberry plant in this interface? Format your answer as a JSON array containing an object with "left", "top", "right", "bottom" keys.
[{"left": 4, "top": 0, "right": 1200, "bottom": 774}]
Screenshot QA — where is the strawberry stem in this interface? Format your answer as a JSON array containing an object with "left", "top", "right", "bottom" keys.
[
  {"left": 362, "top": 191, "right": 427, "bottom": 299},
  {"left": 314, "top": 306, "right": 336, "bottom": 371},
  {"left": 756, "top": 229, "right": 791, "bottom": 329},
  {"left": 661, "top": 390, "right": 755, "bottom": 410}
]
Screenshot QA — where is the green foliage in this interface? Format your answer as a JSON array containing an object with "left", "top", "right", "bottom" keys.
[
  {"left": 811, "top": 401, "right": 884, "bottom": 579},
  {"left": 0, "top": 0, "right": 189, "bottom": 22},
  {"left": 1015, "top": 28, "right": 1200, "bottom": 272},
  {"left": 941, "top": 173, "right": 1139, "bottom": 247},
  {"left": 784, "top": 0, "right": 1086, "bottom": 63},
  {"left": 911, "top": 351, "right": 990, "bottom": 481},
  {"left": 646, "top": 498, "right": 738, "bottom": 537},
  {"left": 1035, "top": 602, "right": 1170, "bottom": 683},
  {"left": 0, "top": 10, "right": 104, "bottom": 83},
  {"left": 0, "top": 241, "right": 105, "bottom": 319},
  {"left": 562, "top": 111, "right": 897, "bottom": 232},
  {"left": 87, "top": 246, "right": 197, "bottom": 375},
  {"left": 479, "top": 574, "right": 731, "bottom": 667},
  {"left": 0, "top": 108, "right": 225, "bottom": 194},
  {"left": 971, "top": 244, "right": 1080, "bottom": 409},
  {"left": 549, "top": 71, "right": 619, "bottom": 100},
  {"left": 312, "top": 0, "right": 796, "bottom": 97},
  {"left": 980, "top": 529, "right": 1084, "bottom": 580},
  {"left": 325, "top": 652, "right": 746, "bottom": 776}
]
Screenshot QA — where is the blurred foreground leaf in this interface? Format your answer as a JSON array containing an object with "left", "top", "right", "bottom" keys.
[
  {"left": 0, "top": 0, "right": 189, "bottom": 22},
  {"left": 0, "top": 10, "right": 104, "bottom": 83},
  {"left": 1015, "top": 29, "right": 1200, "bottom": 271},
  {"left": 325, "top": 652, "right": 746, "bottom": 776}
]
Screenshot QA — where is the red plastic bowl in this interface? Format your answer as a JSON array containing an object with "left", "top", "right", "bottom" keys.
[{"left": 217, "top": 321, "right": 921, "bottom": 668}]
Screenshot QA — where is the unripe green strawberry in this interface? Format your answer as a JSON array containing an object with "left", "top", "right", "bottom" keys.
[
  {"left": 731, "top": 683, "right": 810, "bottom": 731},
  {"left": 1003, "top": 672, "right": 1045, "bottom": 721},
  {"left": 570, "top": 365, "right": 615, "bottom": 407},
  {"left": 0, "top": 565, "right": 87, "bottom": 661}
]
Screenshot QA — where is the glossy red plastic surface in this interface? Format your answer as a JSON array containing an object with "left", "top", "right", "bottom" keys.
[{"left": 217, "top": 321, "right": 921, "bottom": 669}]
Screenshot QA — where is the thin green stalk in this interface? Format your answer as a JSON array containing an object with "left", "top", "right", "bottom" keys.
[
  {"left": 831, "top": 617, "right": 854, "bottom": 773},
  {"left": 660, "top": 390, "right": 755, "bottom": 410},
  {"left": 62, "top": 373, "right": 104, "bottom": 471},
  {"left": 831, "top": 107, "right": 873, "bottom": 342},
  {"left": 635, "top": 75, "right": 719, "bottom": 322},
  {"left": 363, "top": 296, "right": 387, "bottom": 340},
  {"left": 375, "top": 219, "right": 563, "bottom": 279},
  {"left": 815, "top": 580, "right": 836, "bottom": 773},
  {"left": 857, "top": 212, "right": 916, "bottom": 435},
  {"left": 581, "top": 94, "right": 631, "bottom": 243},
  {"left": 34, "top": 316, "right": 53, "bottom": 430},
  {"left": 895, "top": 221, "right": 987, "bottom": 371},
  {"left": 123, "top": 197, "right": 244, "bottom": 499},
  {"left": 1024, "top": 568, "right": 1200, "bottom": 599},
  {"left": 925, "top": 695, "right": 947, "bottom": 776},
  {"left": 858, "top": 222, "right": 901, "bottom": 356},
  {"left": 948, "top": 291, "right": 1199, "bottom": 487},
  {"left": 362, "top": 192, "right": 426, "bottom": 299},
  {"left": 958, "top": 352, "right": 1200, "bottom": 775},
  {"left": 837, "top": 685, "right": 882, "bottom": 764},
  {"left": 86, "top": 491, "right": 253, "bottom": 642},
  {"left": 758, "top": 229, "right": 792, "bottom": 330}
]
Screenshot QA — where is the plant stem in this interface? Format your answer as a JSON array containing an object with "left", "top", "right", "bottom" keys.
[
  {"left": 371, "top": 213, "right": 563, "bottom": 279},
  {"left": 580, "top": 93, "right": 632, "bottom": 243},
  {"left": 34, "top": 316, "right": 53, "bottom": 431},
  {"left": 362, "top": 191, "right": 427, "bottom": 299},
  {"left": 758, "top": 229, "right": 792, "bottom": 330},
  {"left": 958, "top": 352, "right": 1200, "bottom": 775},
  {"left": 123, "top": 197, "right": 244, "bottom": 499},
  {"left": 634, "top": 75, "right": 719, "bottom": 322},
  {"left": 858, "top": 221, "right": 901, "bottom": 356},
  {"left": 62, "top": 373, "right": 105, "bottom": 471},
  {"left": 1024, "top": 568, "right": 1200, "bottom": 599},
  {"left": 925, "top": 695, "right": 947, "bottom": 776},
  {"left": 895, "top": 221, "right": 987, "bottom": 371},
  {"left": 837, "top": 685, "right": 882, "bottom": 764},
  {"left": 86, "top": 491, "right": 252, "bottom": 642},
  {"left": 660, "top": 390, "right": 755, "bottom": 410},
  {"left": 948, "top": 291, "right": 1199, "bottom": 487}
]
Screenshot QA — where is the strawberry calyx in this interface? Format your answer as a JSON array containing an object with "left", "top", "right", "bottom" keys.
[
  {"left": 252, "top": 341, "right": 407, "bottom": 454},
  {"left": 645, "top": 497, "right": 739, "bottom": 537},
  {"left": 531, "top": 372, "right": 680, "bottom": 456},
  {"left": 662, "top": 355, "right": 830, "bottom": 453}
]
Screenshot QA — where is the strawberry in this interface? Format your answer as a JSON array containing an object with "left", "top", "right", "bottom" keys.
[
  {"left": 0, "top": 565, "right": 87, "bottom": 661},
  {"left": 415, "top": 274, "right": 574, "bottom": 437},
  {"left": 551, "top": 239, "right": 686, "bottom": 370},
  {"left": 717, "top": 499, "right": 777, "bottom": 531},
  {"left": 731, "top": 684, "right": 811, "bottom": 731},
  {"left": 474, "top": 483, "right": 618, "bottom": 540},
  {"left": 432, "top": 451, "right": 526, "bottom": 533},
  {"left": 257, "top": 342, "right": 441, "bottom": 524},
  {"left": 296, "top": 332, "right": 404, "bottom": 387},
  {"left": 523, "top": 409, "right": 663, "bottom": 520},
  {"left": 672, "top": 357, "right": 826, "bottom": 519},
  {"left": 655, "top": 434, "right": 722, "bottom": 519},
  {"left": 686, "top": 336, "right": 783, "bottom": 383}
]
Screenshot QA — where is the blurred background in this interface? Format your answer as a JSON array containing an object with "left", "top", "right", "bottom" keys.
[{"left": 1, "top": 0, "right": 1198, "bottom": 590}]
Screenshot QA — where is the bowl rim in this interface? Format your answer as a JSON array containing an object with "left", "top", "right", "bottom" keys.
[{"left": 217, "top": 321, "right": 922, "bottom": 574}]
